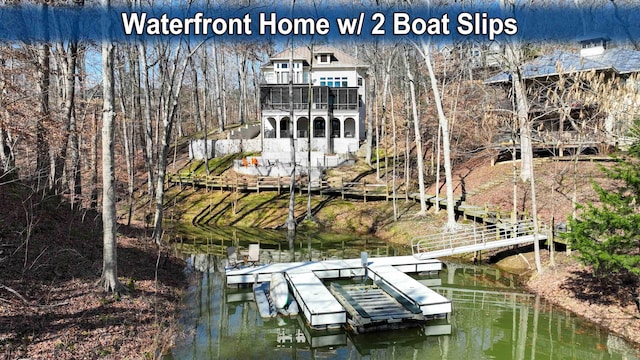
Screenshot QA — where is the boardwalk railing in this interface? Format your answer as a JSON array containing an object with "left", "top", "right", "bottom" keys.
[
  {"left": 168, "top": 172, "right": 565, "bottom": 245},
  {"left": 411, "top": 220, "right": 548, "bottom": 260},
  {"left": 340, "top": 181, "right": 389, "bottom": 202},
  {"left": 167, "top": 172, "right": 392, "bottom": 199}
]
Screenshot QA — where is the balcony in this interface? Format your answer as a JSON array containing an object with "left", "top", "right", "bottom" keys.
[{"left": 260, "top": 85, "right": 359, "bottom": 112}]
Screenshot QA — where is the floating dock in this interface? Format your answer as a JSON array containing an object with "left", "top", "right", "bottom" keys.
[{"left": 226, "top": 255, "right": 452, "bottom": 332}]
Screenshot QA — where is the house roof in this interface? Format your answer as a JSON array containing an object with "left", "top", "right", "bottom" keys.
[
  {"left": 485, "top": 47, "right": 640, "bottom": 84},
  {"left": 263, "top": 45, "right": 368, "bottom": 69}
]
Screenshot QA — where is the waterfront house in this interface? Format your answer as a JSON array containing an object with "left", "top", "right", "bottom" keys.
[
  {"left": 485, "top": 37, "right": 640, "bottom": 158},
  {"left": 259, "top": 45, "right": 369, "bottom": 166}
]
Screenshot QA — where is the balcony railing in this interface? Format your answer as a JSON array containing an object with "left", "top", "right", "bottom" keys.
[
  {"left": 262, "top": 102, "right": 310, "bottom": 110},
  {"left": 260, "top": 85, "right": 358, "bottom": 112}
]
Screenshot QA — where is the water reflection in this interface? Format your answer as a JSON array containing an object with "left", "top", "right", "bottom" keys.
[
  {"left": 175, "top": 227, "right": 405, "bottom": 266},
  {"left": 171, "top": 253, "right": 639, "bottom": 360}
]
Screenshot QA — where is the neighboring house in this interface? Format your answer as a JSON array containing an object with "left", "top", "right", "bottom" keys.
[
  {"left": 441, "top": 42, "right": 503, "bottom": 69},
  {"left": 259, "top": 45, "right": 369, "bottom": 165},
  {"left": 485, "top": 37, "right": 640, "bottom": 157}
]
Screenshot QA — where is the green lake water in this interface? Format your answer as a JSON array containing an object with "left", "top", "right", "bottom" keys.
[{"left": 169, "top": 233, "right": 639, "bottom": 360}]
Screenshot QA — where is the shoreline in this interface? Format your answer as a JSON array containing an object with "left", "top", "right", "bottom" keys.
[
  {"left": 0, "top": 235, "right": 187, "bottom": 360},
  {"left": 493, "top": 248, "right": 640, "bottom": 351},
  {"left": 524, "top": 252, "right": 640, "bottom": 351}
]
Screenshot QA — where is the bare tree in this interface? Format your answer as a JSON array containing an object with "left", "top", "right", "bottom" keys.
[
  {"left": 100, "top": 0, "right": 123, "bottom": 293},
  {"left": 285, "top": 20, "right": 296, "bottom": 249},
  {"left": 501, "top": 0, "right": 543, "bottom": 274},
  {"left": 0, "top": 47, "right": 17, "bottom": 177},
  {"left": 137, "top": 41, "right": 155, "bottom": 199},
  {"left": 404, "top": 46, "right": 428, "bottom": 214},
  {"left": 362, "top": 44, "right": 378, "bottom": 167},
  {"left": 414, "top": 41, "right": 457, "bottom": 229},
  {"left": 36, "top": 41, "right": 51, "bottom": 190},
  {"left": 115, "top": 47, "right": 136, "bottom": 226},
  {"left": 151, "top": 41, "right": 204, "bottom": 245},
  {"left": 211, "top": 42, "right": 227, "bottom": 131}
]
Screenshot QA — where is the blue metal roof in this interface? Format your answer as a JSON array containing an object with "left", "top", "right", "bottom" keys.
[
  {"left": 591, "top": 48, "right": 640, "bottom": 74},
  {"left": 485, "top": 47, "right": 640, "bottom": 84}
]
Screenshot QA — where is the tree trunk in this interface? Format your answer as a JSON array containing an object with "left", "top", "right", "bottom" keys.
[
  {"left": 374, "top": 75, "right": 380, "bottom": 179},
  {"left": 418, "top": 42, "right": 456, "bottom": 229},
  {"left": 52, "top": 45, "right": 79, "bottom": 194},
  {"left": 508, "top": 43, "right": 543, "bottom": 274},
  {"left": 404, "top": 47, "right": 427, "bottom": 214},
  {"left": 0, "top": 122, "right": 15, "bottom": 176},
  {"left": 200, "top": 48, "right": 211, "bottom": 176},
  {"left": 220, "top": 48, "right": 228, "bottom": 129},
  {"left": 152, "top": 44, "right": 199, "bottom": 245},
  {"left": 100, "top": 2, "right": 122, "bottom": 292},
  {"left": 190, "top": 56, "right": 203, "bottom": 133},
  {"left": 212, "top": 42, "right": 224, "bottom": 131},
  {"left": 306, "top": 45, "right": 313, "bottom": 220},
  {"left": 381, "top": 51, "right": 393, "bottom": 189},
  {"left": 285, "top": 35, "right": 296, "bottom": 253},
  {"left": 90, "top": 107, "right": 99, "bottom": 209},
  {"left": 200, "top": 48, "right": 210, "bottom": 130},
  {"left": 404, "top": 84, "right": 411, "bottom": 203},
  {"left": 390, "top": 89, "right": 398, "bottom": 221},
  {"left": 137, "top": 42, "right": 155, "bottom": 199},
  {"left": 239, "top": 52, "right": 249, "bottom": 125},
  {"left": 435, "top": 124, "right": 441, "bottom": 213},
  {"left": 0, "top": 56, "right": 15, "bottom": 177},
  {"left": 116, "top": 47, "right": 135, "bottom": 227},
  {"left": 365, "top": 72, "right": 374, "bottom": 166},
  {"left": 69, "top": 43, "right": 82, "bottom": 208},
  {"left": 36, "top": 41, "right": 51, "bottom": 191}
]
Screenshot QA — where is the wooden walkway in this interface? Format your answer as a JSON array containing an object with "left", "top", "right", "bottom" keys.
[
  {"left": 166, "top": 172, "right": 520, "bottom": 225},
  {"left": 167, "top": 172, "right": 396, "bottom": 202},
  {"left": 411, "top": 220, "right": 548, "bottom": 260}
]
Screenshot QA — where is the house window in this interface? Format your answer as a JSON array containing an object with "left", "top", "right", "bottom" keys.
[
  {"left": 317, "top": 54, "right": 331, "bottom": 64},
  {"left": 281, "top": 63, "right": 288, "bottom": 69},
  {"left": 265, "top": 118, "right": 277, "bottom": 138},
  {"left": 331, "top": 119, "right": 341, "bottom": 138},
  {"left": 344, "top": 118, "right": 356, "bottom": 138},
  {"left": 280, "top": 118, "right": 291, "bottom": 138},
  {"left": 313, "top": 118, "right": 325, "bottom": 138},
  {"left": 297, "top": 117, "right": 309, "bottom": 138},
  {"left": 357, "top": 77, "right": 363, "bottom": 86},
  {"left": 313, "top": 87, "right": 329, "bottom": 109}
]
